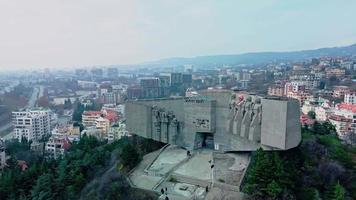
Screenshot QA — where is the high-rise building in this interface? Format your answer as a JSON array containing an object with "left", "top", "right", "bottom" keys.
[{"left": 12, "top": 109, "right": 51, "bottom": 142}]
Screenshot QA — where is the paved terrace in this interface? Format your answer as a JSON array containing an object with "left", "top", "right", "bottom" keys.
[
  {"left": 129, "top": 149, "right": 163, "bottom": 190},
  {"left": 129, "top": 145, "right": 250, "bottom": 200}
]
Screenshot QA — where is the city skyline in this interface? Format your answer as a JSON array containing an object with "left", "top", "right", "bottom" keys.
[{"left": 1, "top": 0, "right": 356, "bottom": 70}]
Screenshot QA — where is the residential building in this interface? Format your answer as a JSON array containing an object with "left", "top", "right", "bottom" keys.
[
  {"left": 101, "top": 92, "right": 117, "bottom": 105},
  {"left": 289, "top": 74, "right": 320, "bottom": 90},
  {"left": 344, "top": 91, "right": 356, "bottom": 105},
  {"left": 333, "top": 86, "right": 350, "bottom": 98},
  {"left": 331, "top": 103, "right": 356, "bottom": 143},
  {"left": 95, "top": 117, "right": 110, "bottom": 136},
  {"left": 284, "top": 82, "right": 306, "bottom": 94},
  {"left": 45, "top": 134, "right": 71, "bottom": 159},
  {"left": 286, "top": 91, "right": 311, "bottom": 106},
  {"left": 329, "top": 114, "right": 352, "bottom": 140},
  {"left": 108, "top": 122, "right": 129, "bottom": 142},
  {"left": 315, "top": 106, "right": 331, "bottom": 121},
  {"left": 82, "top": 111, "right": 102, "bottom": 127},
  {"left": 268, "top": 85, "right": 285, "bottom": 96},
  {"left": 51, "top": 124, "right": 80, "bottom": 142},
  {"left": 12, "top": 109, "right": 51, "bottom": 142},
  {"left": 325, "top": 68, "right": 345, "bottom": 78}
]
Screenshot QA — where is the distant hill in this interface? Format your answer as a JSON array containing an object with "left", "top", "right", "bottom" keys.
[{"left": 148, "top": 43, "right": 356, "bottom": 66}]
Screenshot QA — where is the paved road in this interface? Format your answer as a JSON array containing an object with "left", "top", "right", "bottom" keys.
[{"left": 27, "top": 86, "right": 40, "bottom": 108}]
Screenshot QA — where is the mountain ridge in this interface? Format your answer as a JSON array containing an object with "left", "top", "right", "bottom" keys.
[{"left": 146, "top": 43, "right": 356, "bottom": 66}]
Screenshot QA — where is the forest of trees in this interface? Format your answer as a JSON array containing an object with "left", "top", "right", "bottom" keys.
[
  {"left": 243, "top": 125, "right": 356, "bottom": 200},
  {"left": 0, "top": 135, "right": 163, "bottom": 200}
]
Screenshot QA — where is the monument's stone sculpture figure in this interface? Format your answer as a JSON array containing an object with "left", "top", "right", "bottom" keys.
[{"left": 125, "top": 90, "right": 301, "bottom": 151}]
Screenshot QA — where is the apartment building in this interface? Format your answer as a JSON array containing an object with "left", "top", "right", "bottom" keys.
[
  {"left": 12, "top": 109, "right": 51, "bottom": 142},
  {"left": 333, "top": 86, "right": 350, "bottom": 98},
  {"left": 45, "top": 134, "right": 71, "bottom": 159},
  {"left": 325, "top": 68, "right": 345, "bottom": 78},
  {"left": 268, "top": 85, "right": 285, "bottom": 96},
  {"left": 344, "top": 91, "right": 356, "bottom": 105},
  {"left": 82, "top": 111, "right": 102, "bottom": 127}
]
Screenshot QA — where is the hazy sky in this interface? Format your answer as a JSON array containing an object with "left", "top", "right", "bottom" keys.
[{"left": 1, "top": 0, "right": 356, "bottom": 70}]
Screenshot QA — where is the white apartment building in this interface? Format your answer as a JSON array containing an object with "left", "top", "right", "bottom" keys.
[
  {"left": 315, "top": 106, "right": 332, "bottom": 121},
  {"left": 330, "top": 105, "right": 356, "bottom": 143},
  {"left": 12, "top": 109, "right": 51, "bottom": 142},
  {"left": 82, "top": 111, "right": 102, "bottom": 127},
  {"left": 45, "top": 134, "right": 71, "bottom": 159},
  {"left": 51, "top": 124, "right": 80, "bottom": 142},
  {"left": 344, "top": 92, "right": 356, "bottom": 105},
  {"left": 95, "top": 117, "right": 110, "bottom": 135},
  {"left": 107, "top": 122, "right": 129, "bottom": 142},
  {"left": 289, "top": 74, "right": 320, "bottom": 90}
]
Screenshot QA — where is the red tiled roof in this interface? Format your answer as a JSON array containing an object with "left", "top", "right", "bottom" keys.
[
  {"left": 337, "top": 103, "right": 356, "bottom": 113},
  {"left": 300, "top": 114, "right": 315, "bottom": 126},
  {"left": 103, "top": 109, "right": 119, "bottom": 122}
]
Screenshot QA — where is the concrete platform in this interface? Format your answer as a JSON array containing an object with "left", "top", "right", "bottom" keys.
[
  {"left": 129, "top": 145, "right": 250, "bottom": 200},
  {"left": 156, "top": 182, "right": 205, "bottom": 200},
  {"left": 214, "top": 153, "right": 249, "bottom": 186},
  {"left": 130, "top": 174, "right": 162, "bottom": 190},
  {"left": 148, "top": 146, "right": 188, "bottom": 176},
  {"left": 129, "top": 149, "right": 163, "bottom": 190},
  {"left": 173, "top": 150, "right": 213, "bottom": 181}
]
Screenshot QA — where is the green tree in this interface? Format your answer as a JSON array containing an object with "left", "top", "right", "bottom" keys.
[
  {"left": 266, "top": 180, "right": 282, "bottom": 199},
  {"left": 332, "top": 182, "right": 346, "bottom": 200},
  {"left": 31, "top": 173, "right": 54, "bottom": 200},
  {"left": 325, "top": 182, "right": 346, "bottom": 200},
  {"left": 64, "top": 98, "right": 72, "bottom": 109},
  {"left": 243, "top": 149, "right": 298, "bottom": 199},
  {"left": 121, "top": 144, "right": 140, "bottom": 169},
  {"left": 72, "top": 102, "right": 85, "bottom": 122},
  {"left": 313, "top": 121, "right": 335, "bottom": 135},
  {"left": 308, "top": 110, "right": 316, "bottom": 119},
  {"left": 243, "top": 148, "right": 274, "bottom": 197}
]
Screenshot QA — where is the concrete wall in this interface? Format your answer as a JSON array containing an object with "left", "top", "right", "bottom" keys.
[
  {"left": 261, "top": 99, "right": 288, "bottom": 149},
  {"left": 285, "top": 100, "right": 302, "bottom": 149},
  {"left": 261, "top": 98, "right": 301, "bottom": 150},
  {"left": 125, "top": 91, "right": 301, "bottom": 152},
  {"left": 125, "top": 102, "right": 152, "bottom": 138}
]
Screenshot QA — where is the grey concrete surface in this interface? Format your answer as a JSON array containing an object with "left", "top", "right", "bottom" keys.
[
  {"left": 148, "top": 146, "right": 188, "bottom": 176},
  {"left": 125, "top": 90, "right": 301, "bottom": 152}
]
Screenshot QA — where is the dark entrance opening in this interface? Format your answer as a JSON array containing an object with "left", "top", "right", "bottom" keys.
[{"left": 195, "top": 132, "right": 214, "bottom": 149}]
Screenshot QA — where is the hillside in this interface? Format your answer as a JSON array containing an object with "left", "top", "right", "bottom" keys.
[{"left": 148, "top": 43, "right": 356, "bottom": 66}]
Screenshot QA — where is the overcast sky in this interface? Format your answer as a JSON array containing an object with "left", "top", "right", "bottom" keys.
[{"left": 1, "top": 0, "right": 356, "bottom": 70}]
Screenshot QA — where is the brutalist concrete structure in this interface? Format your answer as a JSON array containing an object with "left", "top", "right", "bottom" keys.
[{"left": 125, "top": 90, "right": 301, "bottom": 151}]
